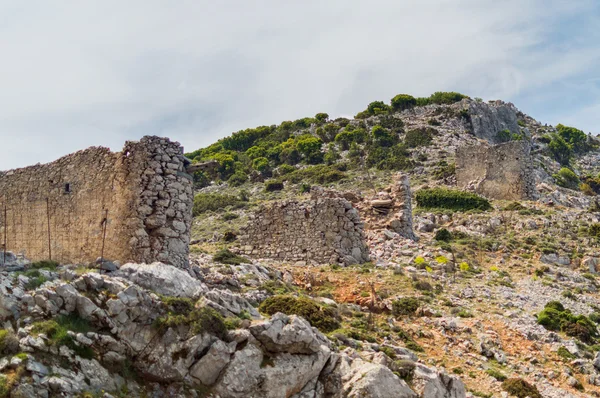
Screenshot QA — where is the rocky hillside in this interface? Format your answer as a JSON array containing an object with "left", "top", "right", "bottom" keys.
[{"left": 1, "top": 92, "right": 600, "bottom": 397}]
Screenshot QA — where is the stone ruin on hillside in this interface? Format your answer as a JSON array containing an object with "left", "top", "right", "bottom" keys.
[
  {"left": 237, "top": 196, "right": 371, "bottom": 266},
  {"left": 237, "top": 173, "right": 417, "bottom": 265},
  {"left": 456, "top": 141, "right": 537, "bottom": 201},
  {"left": 0, "top": 136, "right": 194, "bottom": 268}
]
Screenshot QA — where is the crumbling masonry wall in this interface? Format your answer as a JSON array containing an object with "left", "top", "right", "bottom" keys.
[
  {"left": 0, "top": 136, "right": 193, "bottom": 268},
  {"left": 237, "top": 198, "right": 370, "bottom": 265},
  {"left": 455, "top": 141, "right": 537, "bottom": 200}
]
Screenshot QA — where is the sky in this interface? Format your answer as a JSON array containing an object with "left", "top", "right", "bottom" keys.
[{"left": 0, "top": 0, "right": 599, "bottom": 170}]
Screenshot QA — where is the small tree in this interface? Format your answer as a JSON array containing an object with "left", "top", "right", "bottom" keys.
[{"left": 391, "top": 94, "right": 417, "bottom": 112}]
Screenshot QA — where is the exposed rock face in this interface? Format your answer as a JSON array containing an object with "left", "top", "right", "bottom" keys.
[
  {"left": 0, "top": 136, "right": 194, "bottom": 268},
  {"left": 115, "top": 262, "right": 207, "bottom": 298},
  {"left": 237, "top": 197, "right": 370, "bottom": 265},
  {"left": 468, "top": 100, "right": 522, "bottom": 144},
  {"left": 456, "top": 141, "right": 537, "bottom": 200}
]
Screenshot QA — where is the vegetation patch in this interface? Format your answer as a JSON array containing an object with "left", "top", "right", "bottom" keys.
[
  {"left": 537, "top": 301, "right": 598, "bottom": 343},
  {"left": 154, "top": 305, "right": 228, "bottom": 340},
  {"left": 0, "top": 329, "right": 19, "bottom": 356},
  {"left": 501, "top": 378, "right": 542, "bottom": 398},
  {"left": 391, "top": 297, "right": 420, "bottom": 316},
  {"left": 212, "top": 249, "right": 249, "bottom": 265},
  {"left": 485, "top": 368, "right": 507, "bottom": 381},
  {"left": 415, "top": 188, "right": 491, "bottom": 211},
  {"left": 192, "top": 193, "right": 245, "bottom": 216},
  {"left": 258, "top": 295, "right": 340, "bottom": 333},
  {"left": 30, "top": 260, "right": 59, "bottom": 271},
  {"left": 31, "top": 314, "right": 95, "bottom": 359}
]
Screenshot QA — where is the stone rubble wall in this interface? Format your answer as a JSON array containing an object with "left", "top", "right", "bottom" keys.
[
  {"left": 456, "top": 141, "right": 537, "bottom": 200},
  {"left": 0, "top": 136, "right": 193, "bottom": 268},
  {"left": 237, "top": 198, "right": 370, "bottom": 265}
]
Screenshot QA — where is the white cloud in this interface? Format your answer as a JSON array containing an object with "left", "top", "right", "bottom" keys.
[{"left": 0, "top": 0, "right": 598, "bottom": 168}]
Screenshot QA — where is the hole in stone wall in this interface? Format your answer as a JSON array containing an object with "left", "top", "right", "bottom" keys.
[{"left": 64, "top": 183, "right": 71, "bottom": 193}]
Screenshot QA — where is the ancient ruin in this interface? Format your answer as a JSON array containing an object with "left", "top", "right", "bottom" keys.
[
  {"left": 237, "top": 196, "right": 370, "bottom": 265},
  {"left": 0, "top": 136, "right": 194, "bottom": 268},
  {"left": 456, "top": 141, "right": 537, "bottom": 200}
]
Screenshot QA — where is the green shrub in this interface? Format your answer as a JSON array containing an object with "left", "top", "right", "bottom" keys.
[
  {"left": 415, "top": 188, "right": 491, "bottom": 211},
  {"left": 501, "top": 378, "right": 542, "bottom": 398},
  {"left": 547, "top": 133, "right": 573, "bottom": 166},
  {"left": 366, "top": 143, "right": 413, "bottom": 171},
  {"left": 405, "top": 128, "right": 434, "bottom": 148},
  {"left": 25, "top": 276, "right": 48, "bottom": 290},
  {"left": 486, "top": 368, "right": 507, "bottom": 381},
  {"left": 371, "top": 125, "right": 398, "bottom": 147},
  {"left": 258, "top": 295, "right": 340, "bottom": 333},
  {"left": 0, "top": 330, "right": 18, "bottom": 356},
  {"left": 434, "top": 228, "right": 452, "bottom": 242},
  {"left": 537, "top": 301, "right": 598, "bottom": 343},
  {"left": 265, "top": 180, "right": 284, "bottom": 192},
  {"left": 557, "top": 346, "right": 576, "bottom": 360},
  {"left": 366, "top": 101, "right": 391, "bottom": 116},
  {"left": 427, "top": 91, "right": 468, "bottom": 105},
  {"left": 213, "top": 249, "right": 249, "bottom": 265},
  {"left": 413, "top": 280, "right": 433, "bottom": 291},
  {"left": 227, "top": 170, "right": 248, "bottom": 187},
  {"left": 31, "top": 314, "right": 95, "bottom": 359},
  {"left": 391, "top": 94, "right": 417, "bottom": 111},
  {"left": 588, "top": 223, "right": 600, "bottom": 238},
  {"left": 155, "top": 305, "right": 228, "bottom": 340},
  {"left": 557, "top": 124, "right": 589, "bottom": 153},
  {"left": 433, "top": 161, "right": 455, "bottom": 180},
  {"left": 192, "top": 193, "right": 244, "bottom": 216},
  {"left": 405, "top": 340, "right": 424, "bottom": 352},
  {"left": 30, "top": 260, "right": 59, "bottom": 270},
  {"left": 392, "top": 297, "right": 420, "bottom": 316},
  {"left": 504, "top": 201, "right": 525, "bottom": 211},
  {"left": 296, "top": 135, "right": 323, "bottom": 164},
  {"left": 553, "top": 167, "right": 580, "bottom": 190},
  {"left": 281, "top": 164, "right": 347, "bottom": 185},
  {"left": 334, "top": 128, "right": 367, "bottom": 150}
]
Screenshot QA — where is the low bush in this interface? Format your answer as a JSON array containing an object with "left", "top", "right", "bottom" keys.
[
  {"left": 213, "top": 249, "right": 249, "bottom": 265},
  {"left": 31, "top": 314, "right": 95, "bottom": 359},
  {"left": 154, "top": 305, "right": 228, "bottom": 340},
  {"left": 413, "top": 280, "right": 433, "bottom": 291},
  {"left": 265, "top": 180, "right": 284, "bottom": 192},
  {"left": 0, "top": 329, "right": 19, "bottom": 356},
  {"left": 486, "top": 368, "right": 507, "bottom": 381},
  {"left": 501, "top": 378, "right": 542, "bottom": 398},
  {"left": 415, "top": 188, "right": 491, "bottom": 211},
  {"left": 227, "top": 171, "right": 248, "bottom": 187},
  {"left": 553, "top": 167, "right": 580, "bottom": 190},
  {"left": 391, "top": 94, "right": 417, "bottom": 111},
  {"left": 405, "top": 128, "right": 434, "bottom": 148},
  {"left": 258, "top": 295, "right": 340, "bottom": 333},
  {"left": 537, "top": 301, "right": 598, "bottom": 343},
  {"left": 192, "top": 193, "right": 244, "bottom": 216},
  {"left": 557, "top": 346, "right": 576, "bottom": 360},
  {"left": 281, "top": 164, "right": 347, "bottom": 185},
  {"left": 434, "top": 228, "right": 452, "bottom": 242},
  {"left": 392, "top": 297, "right": 420, "bottom": 316},
  {"left": 30, "top": 260, "right": 59, "bottom": 271}
]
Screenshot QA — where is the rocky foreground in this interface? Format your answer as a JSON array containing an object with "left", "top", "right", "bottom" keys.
[{"left": 0, "top": 258, "right": 464, "bottom": 397}]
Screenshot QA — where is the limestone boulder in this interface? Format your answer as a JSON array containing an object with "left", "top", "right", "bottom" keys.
[{"left": 115, "top": 262, "right": 207, "bottom": 298}]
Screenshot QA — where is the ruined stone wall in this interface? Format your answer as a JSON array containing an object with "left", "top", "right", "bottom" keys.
[
  {"left": 237, "top": 198, "right": 370, "bottom": 265},
  {"left": 456, "top": 141, "right": 537, "bottom": 200},
  {"left": 0, "top": 136, "right": 193, "bottom": 268}
]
